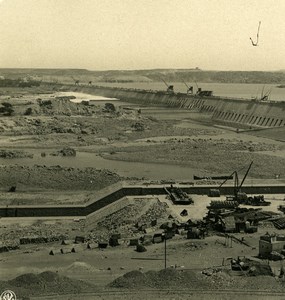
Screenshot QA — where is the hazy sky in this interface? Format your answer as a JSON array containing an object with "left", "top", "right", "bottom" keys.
[{"left": 0, "top": 0, "right": 284, "bottom": 71}]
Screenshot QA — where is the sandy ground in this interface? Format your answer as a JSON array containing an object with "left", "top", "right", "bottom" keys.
[{"left": 1, "top": 194, "right": 285, "bottom": 281}]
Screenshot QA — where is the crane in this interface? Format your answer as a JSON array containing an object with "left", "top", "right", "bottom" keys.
[
  {"left": 218, "top": 161, "right": 253, "bottom": 203},
  {"left": 71, "top": 76, "right": 80, "bottom": 86},
  {"left": 260, "top": 85, "right": 272, "bottom": 101},
  {"left": 161, "top": 78, "right": 174, "bottom": 94},
  {"left": 182, "top": 79, "right": 193, "bottom": 94}
]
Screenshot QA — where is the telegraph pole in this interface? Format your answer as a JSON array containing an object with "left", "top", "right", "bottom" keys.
[{"left": 164, "top": 234, "right": 167, "bottom": 269}]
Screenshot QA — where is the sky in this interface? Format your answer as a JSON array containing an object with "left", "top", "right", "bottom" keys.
[{"left": 0, "top": 0, "right": 284, "bottom": 71}]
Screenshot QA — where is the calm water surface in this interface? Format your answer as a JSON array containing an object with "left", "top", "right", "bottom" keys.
[
  {"left": 96, "top": 82, "right": 285, "bottom": 101},
  {"left": 0, "top": 151, "right": 199, "bottom": 181}
]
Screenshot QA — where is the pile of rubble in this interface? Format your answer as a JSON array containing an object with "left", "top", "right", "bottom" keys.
[
  {"left": 87, "top": 200, "right": 169, "bottom": 242},
  {"left": 0, "top": 149, "right": 33, "bottom": 159},
  {"left": 50, "top": 147, "right": 77, "bottom": 157},
  {"left": 109, "top": 268, "right": 209, "bottom": 289},
  {"left": 136, "top": 201, "right": 168, "bottom": 225}
]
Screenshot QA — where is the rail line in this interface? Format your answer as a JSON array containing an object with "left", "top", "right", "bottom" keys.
[{"left": 31, "top": 288, "right": 285, "bottom": 299}]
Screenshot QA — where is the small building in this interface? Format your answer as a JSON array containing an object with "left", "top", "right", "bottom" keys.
[
  {"left": 49, "top": 249, "right": 61, "bottom": 255},
  {"left": 75, "top": 236, "right": 85, "bottom": 244},
  {"left": 111, "top": 233, "right": 121, "bottom": 240},
  {"left": 109, "top": 237, "right": 120, "bottom": 247},
  {"left": 128, "top": 239, "right": 139, "bottom": 246},
  {"left": 259, "top": 233, "right": 285, "bottom": 258},
  {"left": 98, "top": 242, "right": 108, "bottom": 249},
  {"left": 187, "top": 228, "right": 201, "bottom": 239},
  {"left": 60, "top": 248, "right": 72, "bottom": 254},
  {"left": 87, "top": 242, "right": 98, "bottom": 250},
  {"left": 153, "top": 233, "right": 163, "bottom": 244},
  {"left": 208, "top": 189, "right": 220, "bottom": 197},
  {"left": 71, "top": 244, "right": 84, "bottom": 253},
  {"left": 141, "top": 234, "right": 153, "bottom": 245},
  {"left": 221, "top": 216, "right": 236, "bottom": 233},
  {"left": 61, "top": 240, "right": 73, "bottom": 245},
  {"left": 144, "top": 228, "right": 154, "bottom": 234},
  {"left": 0, "top": 245, "right": 9, "bottom": 253}
]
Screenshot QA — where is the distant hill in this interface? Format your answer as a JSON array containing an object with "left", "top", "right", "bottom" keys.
[{"left": 1, "top": 68, "right": 285, "bottom": 84}]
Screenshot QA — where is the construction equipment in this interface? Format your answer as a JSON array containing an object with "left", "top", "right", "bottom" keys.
[
  {"left": 245, "top": 195, "right": 271, "bottom": 206},
  {"left": 196, "top": 88, "right": 213, "bottom": 97},
  {"left": 218, "top": 161, "right": 253, "bottom": 203},
  {"left": 278, "top": 205, "right": 285, "bottom": 213},
  {"left": 164, "top": 186, "right": 194, "bottom": 205},
  {"left": 259, "top": 85, "right": 272, "bottom": 101},
  {"left": 207, "top": 200, "right": 239, "bottom": 210},
  {"left": 231, "top": 256, "right": 250, "bottom": 271},
  {"left": 71, "top": 76, "right": 80, "bottom": 86},
  {"left": 194, "top": 81, "right": 213, "bottom": 97},
  {"left": 182, "top": 79, "right": 193, "bottom": 94},
  {"left": 253, "top": 85, "right": 272, "bottom": 102},
  {"left": 161, "top": 78, "right": 174, "bottom": 94}
]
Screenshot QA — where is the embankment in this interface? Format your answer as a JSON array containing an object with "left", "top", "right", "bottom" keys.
[{"left": 1, "top": 183, "right": 285, "bottom": 218}]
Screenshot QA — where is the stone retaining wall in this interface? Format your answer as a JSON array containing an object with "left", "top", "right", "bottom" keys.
[{"left": 0, "top": 184, "right": 284, "bottom": 218}]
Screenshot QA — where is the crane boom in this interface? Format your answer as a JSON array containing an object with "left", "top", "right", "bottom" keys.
[
  {"left": 218, "top": 171, "right": 236, "bottom": 188},
  {"left": 182, "top": 79, "right": 189, "bottom": 89},
  {"left": 161, "top": 78, "right": 169, "bottom": 88},
  {"left": 238, "top": 161, "right": 253, "bottom": 192}
]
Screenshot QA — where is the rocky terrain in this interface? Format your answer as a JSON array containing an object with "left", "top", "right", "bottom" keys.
[
  {"left": 87, "top": 199, "right": 169, "bottom": 241},
  {"left": 0, "top": 165, "right": 121, "bottom": 190}
]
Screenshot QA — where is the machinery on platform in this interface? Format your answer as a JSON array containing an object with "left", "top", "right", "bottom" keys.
[
  {"left": 216, "top": 161, "right": 251, "bottom": 203},
  {"left": 161, "top": 78, "right": 174, "bottom": 94},
  {"left": 182, "top": 79, "right": 194, "bottom": 94}
]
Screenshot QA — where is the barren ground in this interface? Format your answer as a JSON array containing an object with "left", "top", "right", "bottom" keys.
[{"left": 0, "top": 85, "right": 285, "bottom": 299}]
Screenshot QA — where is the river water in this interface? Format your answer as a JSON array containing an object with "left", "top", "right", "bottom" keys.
[
  {"left": 0, "top": 151, "right": 199, "bottom": 181},
  {"left": 96, "top": 82, "right": 285, "bottom": 101}
]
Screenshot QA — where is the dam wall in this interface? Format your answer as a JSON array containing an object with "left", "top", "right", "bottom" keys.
[
  {"left": 1, "top": 184, "right": 285, "bottom": 218},
  {"left": 70, "top": 85, "right": 285, "bottom": 129}
]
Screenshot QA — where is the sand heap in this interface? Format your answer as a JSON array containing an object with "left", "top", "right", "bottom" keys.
[{"left": 0, "top": 271, "right": 97, "bottom": 298}]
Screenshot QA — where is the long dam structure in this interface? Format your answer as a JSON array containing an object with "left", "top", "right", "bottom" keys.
[{"left": 66, "top": 84, "right": 285, "bottom": 129}]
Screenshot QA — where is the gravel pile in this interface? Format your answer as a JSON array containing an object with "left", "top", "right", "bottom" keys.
[
  {"left": 109, "top": 268, "right": 210, "bottom": 289},
  {"left": 0, "top": 271, "right": 97, "bottom": 298},
  {"left": 109, "top": 268, "right": 285, "bottom": 292}
]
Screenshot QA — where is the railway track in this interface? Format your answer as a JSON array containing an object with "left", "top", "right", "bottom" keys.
[{"left": 31, "top": 288, "right": 285, "bottom": 299}]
